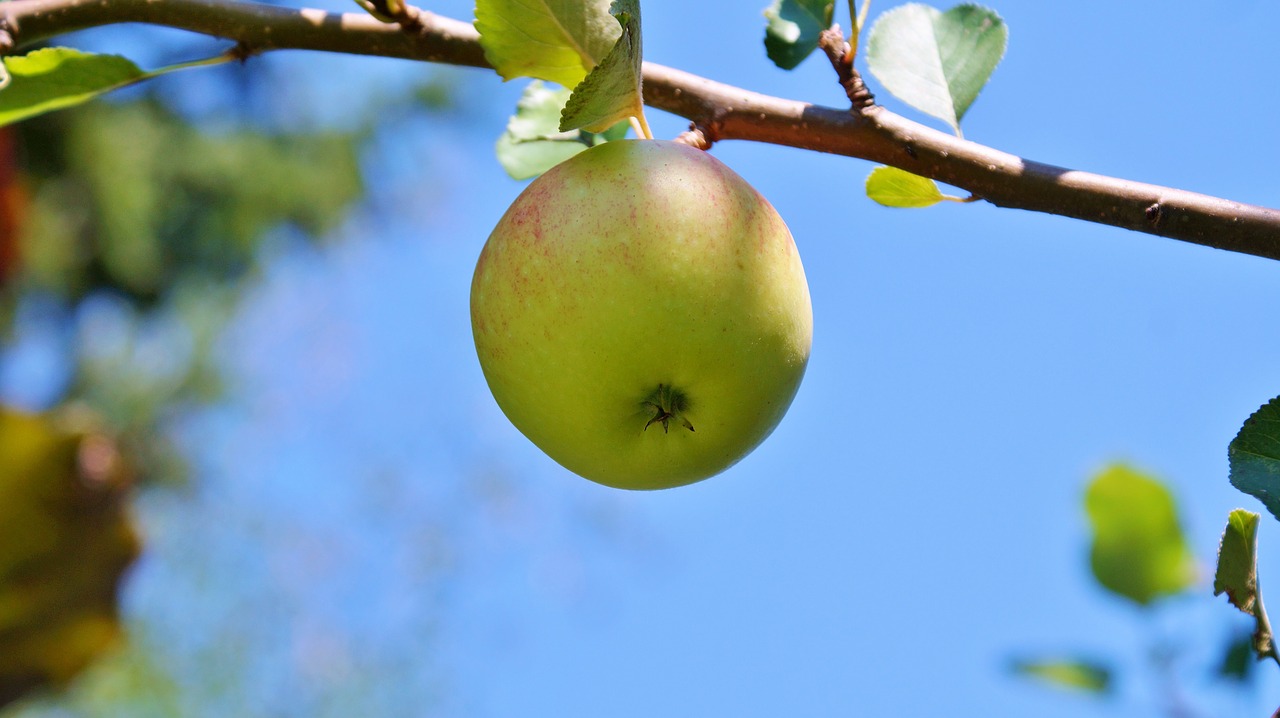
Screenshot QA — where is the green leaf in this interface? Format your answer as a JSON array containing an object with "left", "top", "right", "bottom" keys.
[
  {"left": 866, "top": 3, "right": 1007, "bottom": 132},
  {"left": 1084, "top": 464, "right": 1196, "bottom": 606},
  {"left": 1228, "top": 396, "right": 1280, "bottom": 522},
  {"left": 763, "top": 0, "right": 835, "bottom": 70},
  {"left": 560, "top": 0, "right": 644, "bottom": 133},
  {"left": 1215, "top": 509, "right": 1261, "bottom": 614},
  {"left": 865, "top": 165, "right": 945, "bottom": 207},
  {"left": 0, "top": 47, "right": 235, "bottom": 127},
  {"left": 1219, "top": 630, "right": 1257, "bottom": 683},
  {"left": 1212, "top": 510, "right": 1276, "bottom": 661},
  {"left": 497, "top": 82, "right": 586, "bottom": 179},
  {"left": 1010, "top": 658, "right": 1112, "bottom": 695},
  {"left": 0, "top": 48, "right": 146, "bottom": 127},
  {"left": 474, "top": 0, "right": 619, "bottom": 88},
  {"left": 496, "top": 81, "right": 628, "bottom": 180}
]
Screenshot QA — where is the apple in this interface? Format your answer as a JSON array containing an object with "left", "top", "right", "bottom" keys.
[{"left": 471, "top": 140, "right": 812, "bottom": 490}]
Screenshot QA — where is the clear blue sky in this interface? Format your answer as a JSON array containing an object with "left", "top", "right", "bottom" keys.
[{"left": 24, "top": 1, "right": 1280, "bottom": 716}]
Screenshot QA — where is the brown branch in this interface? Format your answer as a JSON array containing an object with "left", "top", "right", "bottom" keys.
[
  {"left": 5, "top": 0, "right": 1280, "bottom": 261},
  {"left": 2, "top": 0, "right": 489, "bottom": 67}
]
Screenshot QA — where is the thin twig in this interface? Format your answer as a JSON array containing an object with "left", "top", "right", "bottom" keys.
[
  {"left": 818, "top": 26, "right": 874, "bottom": 112},
  {"left": 1253, "top": 587, "right": 1280, "bottom": 670},
  {"left": 4, "top": 0, "right": 1280, "bottom": 261}
]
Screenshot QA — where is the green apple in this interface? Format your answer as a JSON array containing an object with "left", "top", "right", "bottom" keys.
[{"left": 471, "top": 140, "right": 812, "bottom": 490}]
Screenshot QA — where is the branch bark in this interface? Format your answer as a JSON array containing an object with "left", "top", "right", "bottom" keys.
[{"left": 5, "top": 0, "right": 1280, "bottom": 261}]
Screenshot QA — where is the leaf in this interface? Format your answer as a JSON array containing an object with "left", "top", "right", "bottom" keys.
[
  {"left": 1212, "top": 509, "right": 1276, "bottom": 661},
  {"left": 474, "top": 0, "right": 619, "bottom": 88},
  {"left": 763, "top": 0, "right": 835, "bottom": 70},
  {"left": 0, "top": 408, "right": 140, "bottom": 709},
  {"left": 1228, "top": 396, "right": 1280, "bottom": 522},
  {"left": 0, "top": 48, "right": 146, "bottom": 127},
  {"left": 1217, "top": 513, "right": 1277, "bottom": 659},
  {"left": 1219, "top": 630, "right": 1257, "bottom": 683},
  {"left": 560, "top": 0, "right": 644, "bottom": 133},
  {"left": 1084, "top": 464, "right": 1196, "bottom": 606},
  {"left": 496, "top": 81, "right": 628, "bottom": 180},
  {"left": 1215, "top": 509, "right": 1261, "bottom": 614},
  {"left": 1010, "top": 658, "right": 1112, "bottom": 695},
  {"left": 866, "top": 3, "right": 1007, "bottom": 132},
  {"left": 866, "top": 166, "right": 945, "bottom": 207},
  {"left": 498, "top": 82, "right": 587, "bottom": 179}
]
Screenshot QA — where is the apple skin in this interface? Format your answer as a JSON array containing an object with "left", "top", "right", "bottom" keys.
[{"left": 471, "top": 140, "right": 812, "bottom": 490}]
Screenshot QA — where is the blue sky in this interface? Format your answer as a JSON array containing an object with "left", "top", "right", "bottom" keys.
[{"left": 16, "top": 1, "right": 1280, "bottom": 716}]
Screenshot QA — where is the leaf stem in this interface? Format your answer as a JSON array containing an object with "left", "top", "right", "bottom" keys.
[
  {"left": 631, "top": 112, "right": 653, "bottom": 140},
  {"left": 845, "top": 0, "right": 857, "bottom": 60},
  {"left": 845, "top": 0, "right": 871, "bottom": 62},
  {"left": 141, "top": 47, "right": 240, "bottom": 79}
]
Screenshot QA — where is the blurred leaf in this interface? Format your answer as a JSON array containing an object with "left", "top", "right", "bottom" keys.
[
  {"left": 1220, "top": 630, "right": 1257, "bottom": 683},
  {"left": 496, "top": 81, "right": 628, "bottom": 180},
  {"left": 0, "top": 408, "right": 140, "bottom": 709},
  {"left": 560, "top": 0, "right": 644, "bottom": 133},
  {"left": 412, "top": 75, "right": 459, "bottom": 112},
  {"left": 0, "top": 49, "right": 145, "bottom": 128},
  {"left": 1010, "top": 658, "right": 1112, "bottom": 695},
  {"left": 763, "top": 0, "right": 835, "bottom": 70},
  {"left": 866, "top": 3, "right": 1007, "bottom": 132},
  {"left": 1084, "top": 464, "right": 1196, "bottom": 606},
  {"left": 474, "top": 0, "right": 618, "bottom": 87},
  {"left": 865, "top": 165, "right": 946, "bottom": 207},
  {"left": 1228, "top": 395, "right": 1280, "bottom": 522}
]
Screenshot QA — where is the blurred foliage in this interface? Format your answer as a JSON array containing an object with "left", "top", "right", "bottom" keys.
[
  {"left": 0, "top": 85, "right": 368, "bottom": 486},
  {"left": 5, "top": 641, "right": 182, "bottom": 717},
  {"left": 1219, "top": 631, "right": 1256, "bottom": 683},
  {"left": 1009, "top": 658, "right": 1112, "bottom": 695},
  {"left": 0, "top": 63, "right": 372, "bottom": 707},
  {"left": 12, "top": 97, "right": 362, "bottom": 305},
  {"left": 1013, "top": 465, "right": 1260, "bottom": 714},
  {"left": 0, "top": 408, "right": 139, "bottom": 709}
]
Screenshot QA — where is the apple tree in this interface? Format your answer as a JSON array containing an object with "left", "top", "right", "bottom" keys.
[{"left": 2, "top": 0, "right": 1280, "bottom": 714}]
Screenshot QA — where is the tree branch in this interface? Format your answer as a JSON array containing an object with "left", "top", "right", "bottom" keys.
[{"left": 5, "top": 0, "right": 1280, "bottom": 261}]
